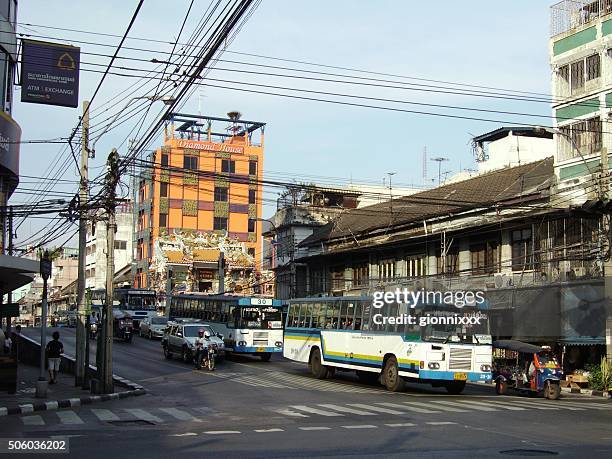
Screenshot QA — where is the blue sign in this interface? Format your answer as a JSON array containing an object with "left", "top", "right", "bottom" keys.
[{"left": 21, "top": 39, "right": 80, "bottom": 108}]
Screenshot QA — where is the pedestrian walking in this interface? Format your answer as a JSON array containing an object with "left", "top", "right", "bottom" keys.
[{"left": 45, "top": 331, "right": 64, "bottom": 384}]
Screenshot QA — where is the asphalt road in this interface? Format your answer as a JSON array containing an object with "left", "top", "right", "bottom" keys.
[{"left": 5, "top": 327, "right": 611, "bottom": 458}]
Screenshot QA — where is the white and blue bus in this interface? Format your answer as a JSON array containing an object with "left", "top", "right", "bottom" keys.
[
  {"left": 89, "top": 288, "right": 157, "bottom": 329},
  {"left": 168, "top": 294, "right": 285, "bottom": 361},
  {"left": 283, "top": 296, "right": 492, "bottom": 393}
]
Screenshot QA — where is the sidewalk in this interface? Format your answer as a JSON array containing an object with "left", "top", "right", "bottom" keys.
[{"left": 0, "top": 362, "right": 145, "bottom": 416}]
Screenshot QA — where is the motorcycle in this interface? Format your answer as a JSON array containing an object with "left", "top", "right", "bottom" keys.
[
  {"left": 89, "top": 323, "right": 98, "bottom": 340},
  {"left": 195, "top": 343, "right": 216, "bottom": 371}
]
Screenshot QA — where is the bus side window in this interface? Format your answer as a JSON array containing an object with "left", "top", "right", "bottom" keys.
[
  {"left": 386, "top": 302, "right": 399, "bottom": 333},
  {"left": 311, "top": 303, "right": 321, "bottom": 328},
  {"left": 361, "top": 302, "right": 372, "bottom": 331},
  {"left": 340, "top": 302, "right": 355, "bottom": 330},
  {"left": 325, "top": 302, "right": 339, "bottom": 329},
  {"left": 316, "top": 303, "right": 325, "bottom": 330},
  {"left": 353, "top": 303, "right": 363, "bottom": 331},
  {"left": 302, "top": 304, "right": 313, "bottom": 328}
]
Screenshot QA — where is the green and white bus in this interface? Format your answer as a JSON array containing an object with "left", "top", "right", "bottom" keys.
[{"left": 283, "top": 296, "right": 492, "bottom": 393}]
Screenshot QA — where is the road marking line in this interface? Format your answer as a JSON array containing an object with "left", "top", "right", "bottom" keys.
[
  {"left": 56, "top": 410, "right": 84, "bottom": 425},
  {"left": 386, "top": 423, "right": 417, "bottom": 427},
  {"left": 124, "top": 408, "right": 164, "bottom": 423},
  {"left": 271, "top": 408, "right": 309, "bottom": 418},
  {"left": 289, "top": 405, "right": 344, "bottom": 417},
  {"left": 557, "top": 401, "right": 610, "bottom": 410},
  {"left": 434, "top": 400, "right": 498, "bottom": 412},
  {"left": 171, "top": 432, "right": 197, "bottom": 437},
  {"left": 501, "top": 399, "right": 559, "bottom": 410},
  {"left": 45, "top": 401, "right": 58, "bottom": 410},
  {"left": 254, "top": 428, "right": 284, "bottom": 433},
  {"left": 91, "top": 409, "right": 120, "bottom": 421},
  {"left": 204, "top": 430, "right": 241, "bottom": 435},
  {"left": 382, "top": 402, "right": 441, "bottom": 414},
  {"left": 341, "top": 425, "right": 377, "bottom": 429},
  {"left": 317, "top": 404, "right": 377, "bottom": 416},
  {"left": 19, "top": 404, "right": 34, "bottom": 414},
  {"left": 508, "top": 400, "right": 579, "bottom": 411},
  {"left": 22, "top": 415, "right": 45, "bottom": 426},
  {"left": 426, "top": 421, "right": 456, "bottom": 425},
  {"left": 159, "top": 407, "right": 200, "bottom": 422},
  {"left": 348, "top": 404, "right": 406, "bottom": 415},
  {"left": 418, "top": 401, "right": 469, "bottom": 413},
  {"left": 469, "top": 400, "right": 526, "bottom": 411},
  {"left": 299, "top": 426, "right": 331, "bottom": 431}
]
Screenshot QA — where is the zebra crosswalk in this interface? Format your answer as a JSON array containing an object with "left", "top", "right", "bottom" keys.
[
  {"left": 269, "top": 398, "right": 610, "bottom": 419},
  {"left": 17, "top": 406, "right": 220, "bottom": 428}
]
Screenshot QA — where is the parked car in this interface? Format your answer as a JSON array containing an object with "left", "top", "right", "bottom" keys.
[
  {"left": 139, "top": 316, "right": 168, "bottom": 339},
  {"left": 162, "top": 321, "right": 225, "bottom": 363},
  {"left": 55, "top": 310, "right": 77, "bottom": 328}
]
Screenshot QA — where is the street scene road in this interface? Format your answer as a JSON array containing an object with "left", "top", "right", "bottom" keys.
[{"left": 3, "top": 328, "right": 610, "bottom": 458}]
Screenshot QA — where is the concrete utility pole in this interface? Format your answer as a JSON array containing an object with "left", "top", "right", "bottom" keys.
[
  {"left": 75, "top": 100, "right": 89, "bottom": 387},
  {"left": 97, "top": 149, "right": 119, "bottom": 394},
  {"left": 218, "top": 251, "right": 225, "bottom": 294},
  {"left": 6, "top": 206, "right": 13, "bottom": 332}
]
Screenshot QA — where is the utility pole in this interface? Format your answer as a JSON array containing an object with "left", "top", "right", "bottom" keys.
[
  {"left": 36, "top": 250, "right": 52, "bottom": 398},
  {"left": 6, "top": 206, "right": 12, "bottom": 332},
  {"left": 218, "top": 251, "right": 225, "bottom": 294},
  {"left": 75, "top": 100, "right": 89, "bottom": 387},
  {"left": 97, "top": 149, "right": 119, "bottom": 394}
]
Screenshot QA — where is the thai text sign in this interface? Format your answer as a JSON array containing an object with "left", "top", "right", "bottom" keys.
[{"left": 21, "top": 39, "right": 80, "bottom": 108}]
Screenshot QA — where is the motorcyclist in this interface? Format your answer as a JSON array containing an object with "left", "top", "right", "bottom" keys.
[{"left": 194, "top": 329, "right": 210, "bottom": 369}]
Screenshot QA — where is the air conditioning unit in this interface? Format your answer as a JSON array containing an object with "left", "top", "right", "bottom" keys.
[{"left": 493, "top": 273, "right": 512, "bottom": 289}]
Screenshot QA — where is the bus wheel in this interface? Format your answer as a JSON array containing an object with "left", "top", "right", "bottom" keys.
[
  {"left": 356, "top": 370, "right": 379, "bottom": 385},
  {"left": 260, "top": 353, "right": 272, "bottom": 362},
  {"left": 444, "top": 381, "right": 466, "bottom": 395},
  {"left": 309, "top": 348, "right": 329, "bottom": 379},
  {"left": 383, "top": 357, "right": 404, "bottom": 392}
]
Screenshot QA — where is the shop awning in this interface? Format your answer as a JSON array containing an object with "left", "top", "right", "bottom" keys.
[{"left": 0, "top": 254, "right": 39, "bottom": 292}]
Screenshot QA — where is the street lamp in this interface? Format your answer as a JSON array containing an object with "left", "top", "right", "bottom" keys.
[{"left": 90, "top": 95, "right": 176, "bottom": 158}]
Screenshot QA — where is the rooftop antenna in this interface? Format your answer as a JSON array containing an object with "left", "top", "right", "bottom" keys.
[
  {"left": 387, "top": 171, "right": 396, "bottom": 214},
  {"left": 431, "top": 157, "right": 449, "bottom": 185}
]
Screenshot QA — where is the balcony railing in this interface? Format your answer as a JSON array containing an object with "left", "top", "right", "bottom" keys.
[{"left": 551, "top": 0, "right": 612, "bottom": 37}]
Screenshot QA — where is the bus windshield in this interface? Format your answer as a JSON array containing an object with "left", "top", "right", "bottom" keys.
[
  {"left": 421, "top": 310, "right": 490, "bottom": 344},
  {"left": 237, "top": 306, "right": 283, "bottom": 329}
]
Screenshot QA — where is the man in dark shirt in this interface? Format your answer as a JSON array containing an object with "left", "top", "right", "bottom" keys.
[{"left": 45, "top": 331, "right": 64, "bottom": 384}]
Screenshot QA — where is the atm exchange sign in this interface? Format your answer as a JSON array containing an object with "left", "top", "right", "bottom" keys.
[{"left": 21, "top": 39, "right": 80, "bottom": 108}]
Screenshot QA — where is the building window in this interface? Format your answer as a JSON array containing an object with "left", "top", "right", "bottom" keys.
[
  {"left": 470, "top": 241, "right": 500, "bottom": 275},
  {"left": 558, "top": 53, "right": 600, "bottom": 96},
  {"left": 249, "top": 160, "right": 257, "bottom": 175},
  {"left": 214, "top": 186, "right": 228, "bottom": 202},
  {"left": 160, "top": 182, "right": 168, "bottom": 197},
  {"left": 352, "top": 264, "right": 369, "bottom": 286},
  {"left": 247, "top": 248, "right": 255, "bottom": 257},
  {"left": 214, "top": 217, "right": 228, "bottom": 231},
  {"left": 184, "top": 155, "right": 198, "bottom": 170},
  {"left": 221, "top": 159, "right": 235, "bottom": 173},
  {"left": 248, "top": 218, "right": 256, "bottom": 233},
  {"left": 114, "top": 240, "right": 127, "bottom": 250},
  {"left": 249, "top": 189, "right": 256, "bottom": 204},
  {"left": 378, "top": 259, "right": 395, "bottom": 281},
  {"left": 511, "top": 228, "right": 538, "bottom": 271},
  {"left": 586, "top": 53, "right": 600, "bottom": 81},
  {"left": 436, "top": 247, "right": 459, "bottom": 276},
  {"left": 406, "top": 255, "right": 426, "bottom": 278},
  {"left": 159, "top": 213, "right": 168, "bottom": 227},
  {"left": 161, "top": 153, "right": 169, "bottom": 166},
  {"left": 558, "top": 116, "right": 602, "bottom": 161}
]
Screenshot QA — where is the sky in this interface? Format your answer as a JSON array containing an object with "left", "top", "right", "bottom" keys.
[{"left": 12, "top": 0, "right": 555, "bottom": 246}]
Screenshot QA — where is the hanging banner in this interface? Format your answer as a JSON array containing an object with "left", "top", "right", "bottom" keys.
[{"left": 21, "top": 39, "right": 80, "bottom": 108}]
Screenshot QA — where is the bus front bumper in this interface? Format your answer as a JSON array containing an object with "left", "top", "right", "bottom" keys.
[
  {"left": 232, "top": 345, "right": 283, "bottom": 354},
  {"left": 415, "top": 370, "right": 492, "bottom": 382}
]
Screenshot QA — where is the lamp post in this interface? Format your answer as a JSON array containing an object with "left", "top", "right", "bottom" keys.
[{"left": 35, "top": 250, "right": 52, "bottom": 398}]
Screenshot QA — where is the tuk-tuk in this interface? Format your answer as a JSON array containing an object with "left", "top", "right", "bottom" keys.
[
  {"left": 112, "top": 310, "right": 133, "bottom": 343},
  {"left": 492, "top": 340, "right": 562, "bottom": 400}
]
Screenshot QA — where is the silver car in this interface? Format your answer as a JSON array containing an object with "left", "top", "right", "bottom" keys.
[
  {"left": 162, "top": 322, "right": 225, "bottom": 363},
  {"left": 139, "top": 316, "right": 169, "bottom": 339}
]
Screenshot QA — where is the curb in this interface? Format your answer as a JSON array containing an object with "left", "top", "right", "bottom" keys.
[
  {"left": 560, "top": 387, "right": 610, "bottom": 398},
  {"left": 0, "top": 376, "right": 146, "bottom": 418}
]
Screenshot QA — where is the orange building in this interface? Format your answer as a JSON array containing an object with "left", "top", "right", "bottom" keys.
[{"left": 134, "top": 113, "right": 266, "bottom": 293}]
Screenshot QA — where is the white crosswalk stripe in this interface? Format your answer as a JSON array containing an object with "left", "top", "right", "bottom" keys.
[
  {"left": 124, "top": 408, "right": 164, "bottom": 423},
  {"left": 159, "top": 408, "right": 201, "bottom": 422},
  {"left": 317, "top": 404, "right": 377, "bottom": 416},
  {"left": 379, "top": 402, "right": 441, "bottom": 414},
  {"left": 347, "top": 403, "right": 407, "bottom": 415},
  {"left": 56, "top": 410, "right": 84, "bottom": 425},
  {"left": 22, "top": 415, "right": 44, "bottom": 426},
  {"left": 556, "top": 401, "right": 610, "bottom": 410},
  {"left": 289, "top": 405, "right": 344, "bottom": 417},
  {"left": 270, "top": 408, "right": 310, "bottom": 418},
  {"left": 433, "top": 400, "right": 499, "bottom": 412},
  {"left": 508, "top": 400, "right": 583, "bottom": 411},
  {"left": 91, "top": 409, "right": 120, "bottom": 421},
  {"left": 468, "top": 400, "right": 527, "bottom": 411}
]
